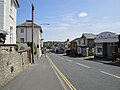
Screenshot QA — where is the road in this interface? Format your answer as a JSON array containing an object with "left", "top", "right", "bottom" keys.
[{"left": 48, "top": 53, "right": 120, "bottom": 90}]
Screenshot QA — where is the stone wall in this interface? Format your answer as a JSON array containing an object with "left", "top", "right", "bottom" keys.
[{"left": 0, "top": 44, "right": 30, "bottom": 86}]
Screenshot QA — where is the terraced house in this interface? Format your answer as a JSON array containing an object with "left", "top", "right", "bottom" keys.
[{"left": 0, "top": 0, "right": 19, "bottom": 44}]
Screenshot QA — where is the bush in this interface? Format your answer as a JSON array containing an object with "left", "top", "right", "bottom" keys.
[{"left": 34, "top": 43, "right": 37, "bottom": 55}]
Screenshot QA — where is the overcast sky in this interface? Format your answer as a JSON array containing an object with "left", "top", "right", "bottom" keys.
[{"left": 17, "top": 0, "right": 120, "bottom": 41}]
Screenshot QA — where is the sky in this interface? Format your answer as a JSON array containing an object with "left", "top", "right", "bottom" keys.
[{"left": 17, "top": 0, "right": 120, "bottom": 41}]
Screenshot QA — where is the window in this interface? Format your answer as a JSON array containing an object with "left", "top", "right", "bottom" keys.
[
  {"left": 83, "top": 39, "right": 85, "bottom": 45},
  {"left": 20, "top": 38, "right": 24, "bottom": 42},
  {"left": 97, "top": 48, "right": 102, "bottom": 53},
  {"left": 21, "top": 29, "right": 24, "bottom": 33},
  {"left": 10, "top": 26, "right": 13, "bottom": 44},
  {"left": 10, "top": 0, "right": 14, "bottom": 15}
]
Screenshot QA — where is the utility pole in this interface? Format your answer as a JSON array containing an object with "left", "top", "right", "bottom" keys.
[{"left": 32, "top": 4, "right": 34, "bottom": 64}]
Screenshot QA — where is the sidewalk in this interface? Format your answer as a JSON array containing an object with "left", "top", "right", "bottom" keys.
[
  {"left": 0, "top": 55, "right": 64, "bottom": 90},
  {"left": 84, "top": 57, "right": 120, "bottom": 67}
]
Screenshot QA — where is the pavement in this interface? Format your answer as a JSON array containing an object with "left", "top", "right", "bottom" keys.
[
  {"left": 0, "top": 55, "right": 64, "bottom": 90},
  {"left": 84, "top": 57, "right": 120, "bottom": 67}
]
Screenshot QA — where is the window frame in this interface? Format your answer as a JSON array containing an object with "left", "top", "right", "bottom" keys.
[{"left": 20, "top": 38, "right": 24, "bottom": 43}]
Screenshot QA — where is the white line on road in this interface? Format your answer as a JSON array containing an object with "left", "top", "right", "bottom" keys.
[
  {"left": 76, "top": 63, "right": 91, "bottom": 69},
  {"left": 65, "top": 59, "right": 72, "bottom": 62},
  {"left": 101, "top": 71, "right": 120, "bottom": 79}
]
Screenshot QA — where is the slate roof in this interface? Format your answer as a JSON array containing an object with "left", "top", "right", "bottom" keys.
[
  {"left": 81, "top": 33, "right": 96, "bottom": 39},
  {"left": 17, "top": 20, "right": 43, "bottom": 33},
  {"left": 15, "top": 0, "right": 20, "bottom": 7},
  {"left": 70, "top": 38, "right": 80, "bottom": 42},
  {"left": 18, "top": 43, "right": 30, "bottom": 53}
]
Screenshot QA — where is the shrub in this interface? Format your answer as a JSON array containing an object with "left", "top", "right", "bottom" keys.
[{"left": 34, "top": 43, "right": 37, "bottom": 55}]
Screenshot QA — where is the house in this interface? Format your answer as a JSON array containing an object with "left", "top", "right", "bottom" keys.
[
  {"left": 16, "top": 20, "right": 43, "bottom": 58},
  {"left": 0, "top": 0, "right": 19, "bottom": 44},
  {"left": 94, "top": 32, "right": 119, "bottom": 59},
  {"left": 79, "top": 33, "right": 95, "bottom": 56},
  {"left": 70, "top": 38, "right": 80, "bottom": 56},
  {"left": 64, "top": 39, "right": 71, "bottom": 55}
]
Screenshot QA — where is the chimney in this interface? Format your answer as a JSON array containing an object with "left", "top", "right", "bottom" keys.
[
  {"left": 67, "top": 39, "right": 69, "bottom": 41},
  {"left": 26, "top": 20, "right": 32, "bottom": 22}
]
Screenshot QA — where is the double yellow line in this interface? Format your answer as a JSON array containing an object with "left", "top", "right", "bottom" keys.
[{"left": 47, "top": 56, "right": 76, "bottom": 90}]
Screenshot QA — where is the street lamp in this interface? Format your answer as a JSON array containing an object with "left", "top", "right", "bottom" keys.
[{"left": 40, "top": 23, "right": 50, "bottom": 25}]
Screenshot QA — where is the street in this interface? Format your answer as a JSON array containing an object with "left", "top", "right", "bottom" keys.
[
  {"left": 48, "top": 53, "right": 120, "bottom": 90},
  {"left": 1, "top": 53, "right": 120, "bottom": 90}
]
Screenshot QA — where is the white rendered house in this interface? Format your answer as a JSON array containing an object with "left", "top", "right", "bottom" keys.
[
  {"left": 16, "top": 20, "right": 43, "bottom": 58},
  {"left": 94, "top": 32, "right": 119, "bottom": 58},
  {"left": 0, "top": 0, "right": 19, "bottom": 44}
]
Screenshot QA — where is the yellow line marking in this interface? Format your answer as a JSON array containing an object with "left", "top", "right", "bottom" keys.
[{"left": 47, "top": 56, "right": 76, "bottom": 90}]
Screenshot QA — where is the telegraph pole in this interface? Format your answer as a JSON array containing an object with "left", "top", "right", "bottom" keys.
[{"left": 32, "top": 4, "right": 34, "bottom": 64}]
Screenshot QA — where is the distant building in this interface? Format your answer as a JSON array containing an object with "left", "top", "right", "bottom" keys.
[
  {"left": 70, "top": 38, "right": 80, "bottom": 56},
  {"left": 94, "top": 32, "right": 119, "bottom": 58},
  {"left": 79, "top": 33, "right": 95, "bottom": 56},
  {"left": 16, "top": 20, "right": 43, "bottom": 58},
  {"left": 0, "top": 0, "right": 19, "bottom": 44},
  {"left": 64, "top": 39, "right": 71, "bottom": 55}
]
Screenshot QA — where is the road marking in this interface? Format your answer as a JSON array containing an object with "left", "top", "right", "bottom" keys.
[
  {"left": 76, "top": 63, "right": 90, "bottom": 69},
  {"left": 47, "top": 56, "right": 76, "bottom": 90},
  {"left": 65, "top": 59, "right": 73, "bottom": 62},
  {"left": 48, "top": 58, "right": 68, "bottom": 90},
  {"left": 101, "top": 71, "right": 120, "bottom": 79}
]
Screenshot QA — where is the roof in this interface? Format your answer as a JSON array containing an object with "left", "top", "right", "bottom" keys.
[
  {"left": 81, "top": 33, "right": 96, "bottom": 39},
  {"left": 17, "top": 20, "right": 43, "bottom": 33},
  {"left": 15, "top": 0, "right": 20, "bottom": 8},
  {"left": 18, "top": 43, "right": 30, "bottom": 52},
  {"left": 70, "top": 38, "right": 80, "bottom": 42}
]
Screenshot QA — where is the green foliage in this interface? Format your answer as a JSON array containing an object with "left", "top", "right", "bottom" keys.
[
  {"left": 34, "top": 43, "right": 37, "bottom": 55},
  {"left": 27, "top": 42, "right": 37, "bottom": 55},
  {"left": 43, "top": 41, "right": 64, "bottom": 49},
  {"left": 27, "top": 42, "right": 32, "bottom": 47}
]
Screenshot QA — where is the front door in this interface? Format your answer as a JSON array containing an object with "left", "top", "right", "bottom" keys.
[{"left": 103, "top": 43, "right": 107, "bottom": 57}]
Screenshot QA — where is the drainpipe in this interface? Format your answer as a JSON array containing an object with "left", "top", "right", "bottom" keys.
[{"left": 26, "top": 26, "right": 27, "bottom": 42}]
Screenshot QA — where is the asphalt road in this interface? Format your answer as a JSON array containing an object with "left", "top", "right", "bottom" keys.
[{"left": 48, "top": 53, "right": 120, "bottom": 90}]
